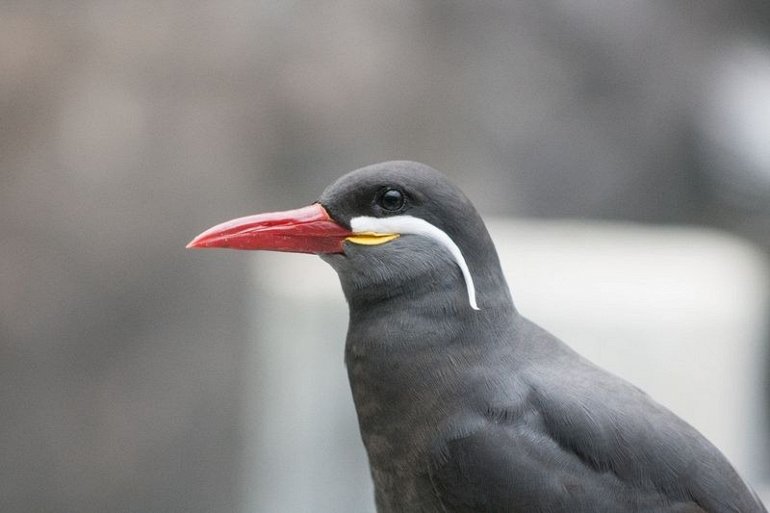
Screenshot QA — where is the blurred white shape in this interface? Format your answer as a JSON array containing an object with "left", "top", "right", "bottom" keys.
[
  {"left": 244, "top": 220, "right": 769, "bottom": 512},
  {"left": 701, "top": 39, "right": 770, "bottom": 207},
  {"left": 493, "top": 221, "right": 769, "bottom": 481},
  {"left": 242, "top": 255, "right": 374, "bottom": 513}
]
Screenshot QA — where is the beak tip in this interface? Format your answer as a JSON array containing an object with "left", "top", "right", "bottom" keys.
[{"left": 186, "top": 237, "right": 205, "bottom": 249}]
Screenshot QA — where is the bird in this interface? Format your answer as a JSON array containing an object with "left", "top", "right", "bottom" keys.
[{"left": 188, "top": 161, "right": 767, "bottom": 513}]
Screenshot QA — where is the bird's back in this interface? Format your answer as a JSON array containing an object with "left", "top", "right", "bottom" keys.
[{"left": 427, "top": 317, "right": 767, "bottom": 513}]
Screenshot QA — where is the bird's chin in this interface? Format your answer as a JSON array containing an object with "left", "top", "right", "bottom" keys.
[
  {"left": 320, "top": 239, "right": 386, "bottom": 265},
  {"left": 318, "top": 252, "right": 348, "bottom": 272}
]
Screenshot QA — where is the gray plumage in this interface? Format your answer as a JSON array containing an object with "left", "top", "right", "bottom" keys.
[{"left": 317, "top": 161, "right": 766, "bottom": 513}]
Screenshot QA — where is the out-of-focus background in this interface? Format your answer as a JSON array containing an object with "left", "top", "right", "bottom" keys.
[{"left": 2, "top": 2, "right": 769, "bottom": 512}]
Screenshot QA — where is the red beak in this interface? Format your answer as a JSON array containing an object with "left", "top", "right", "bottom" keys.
[{"left": 186, "top": 203, "right": 353, "bottom": 254}]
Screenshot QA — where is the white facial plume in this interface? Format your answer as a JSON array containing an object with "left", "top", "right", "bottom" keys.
[{"left": 350, "top": 215, "right": 480, "bottom": 311}]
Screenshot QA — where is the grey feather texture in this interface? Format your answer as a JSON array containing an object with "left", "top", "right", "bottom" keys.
[{"left": 317, "top": 161, "right": 766, "bottom": 513}]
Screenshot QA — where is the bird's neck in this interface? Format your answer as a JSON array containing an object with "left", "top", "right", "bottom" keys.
[
  {"left": 327, "top": 235, "right": 521, "bottom": 477},
  {"left": 344, "top": 267, "right": 516, "bottom": 353},
  {"left": 337, "top": 239, "right": 515, "bottom": 319},
  {"left": 341, "top": 261, "right": 520, "bottom": 484},
  {"left": 342, "top": 260, "right": 518, "bottom": 377}
]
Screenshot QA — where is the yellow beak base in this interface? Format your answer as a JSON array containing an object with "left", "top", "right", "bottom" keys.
[{"left": 345, "top": 232, "right": 400, "bottom": 246}]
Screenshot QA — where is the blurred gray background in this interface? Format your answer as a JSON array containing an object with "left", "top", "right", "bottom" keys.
[{"left": 2, "top": 1, "right": 770, "bottom": 512}]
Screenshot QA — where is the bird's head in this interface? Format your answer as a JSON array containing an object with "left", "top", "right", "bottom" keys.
[{"left": 188, "top": 161, "right": 509, "bottom": 312}]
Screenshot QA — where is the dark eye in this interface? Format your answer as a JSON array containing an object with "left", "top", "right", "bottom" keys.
[{"left": 379, "top": 188, "right": 405, "bottom": 211}]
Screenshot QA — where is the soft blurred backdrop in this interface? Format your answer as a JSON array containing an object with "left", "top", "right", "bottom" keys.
[{"left": 1, "top": 2, "right": 769, "bottom": 512}]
